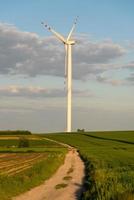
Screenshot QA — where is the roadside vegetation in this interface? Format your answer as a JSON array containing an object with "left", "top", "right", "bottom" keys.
[
  {"left": 45, "top": 131, "right": 134, "bottom": 200},
  {"left": 0, "top": 133, "right": 67, "bottom": 200}
]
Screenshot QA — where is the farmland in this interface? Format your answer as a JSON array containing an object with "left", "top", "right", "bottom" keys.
[
  {"left": 0, "top": 153, "right": 47, "bottom": 176},
  {"left": 0, "top": 134, "right": 67, "bottom": 200},
  {"left": 0, "top": 131, "right": 134, "bottom": 200},
  {"left": 45, "top": 131, "right": 134, "bottom": 200}
]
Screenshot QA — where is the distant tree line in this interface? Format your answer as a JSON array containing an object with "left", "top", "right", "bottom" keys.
[{"left": 0, "top": 130, "right": 31, "bottom": 135}]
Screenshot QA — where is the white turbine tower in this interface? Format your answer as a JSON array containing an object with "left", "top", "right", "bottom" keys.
[{"left": 42, "top": 17, "right": 78, "bottom": 133}]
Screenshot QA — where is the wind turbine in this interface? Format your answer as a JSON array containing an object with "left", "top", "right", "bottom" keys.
[{"left": 42, "top": 17, "right": 78, "bottom": 132}]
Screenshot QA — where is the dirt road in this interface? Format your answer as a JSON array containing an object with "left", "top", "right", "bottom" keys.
[{"left": 13, "top": 149, "right": 85, "bottom": 200}]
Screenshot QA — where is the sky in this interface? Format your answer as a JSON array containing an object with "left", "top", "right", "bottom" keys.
[{"left": 0, "top": 0, "right": 134, "bottom": 132}]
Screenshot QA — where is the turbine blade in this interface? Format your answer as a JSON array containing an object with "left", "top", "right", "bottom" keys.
[
  {"left": 67, "top": 16, "right": 78, "bottom": 41},
  {"left": 41, "top": 22, "right": 66, "bottom": 43}
]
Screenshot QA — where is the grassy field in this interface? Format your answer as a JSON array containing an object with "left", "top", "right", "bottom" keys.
[
  {"left": 45, "top": 131, "right": 134, "bottom": 200},
  {"left": 0, "top": 134, "right": 67, "bottom": 200}
]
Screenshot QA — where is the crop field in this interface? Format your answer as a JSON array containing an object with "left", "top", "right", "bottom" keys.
[
  {"left": 0, "top": 134, "right": 67, "bottom": 200},
  {"left": 0, "top": 153, "right": 47, "bottom": 176},
  {"left": 45, "top": 131, "right": 134, "bottom": 200}
]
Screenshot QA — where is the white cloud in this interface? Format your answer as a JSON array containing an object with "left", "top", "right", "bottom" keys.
[
  {"left": 123, "top": 61, "right": 134, "bottom": 70},
  {"left": 126, "top": 73, "right": 134, "bottom": 85},
  {"left": 0, "top": 85, "right": 94, "bottom": 98},
  {"left": 0, "top": 85, "right": 64, "bottom": 98},
  {"left": 96, "top": 75, "right": 123, "bottom": 86},
  {"left": 0, "top": 23, "right": 126, "bottom": 79}
]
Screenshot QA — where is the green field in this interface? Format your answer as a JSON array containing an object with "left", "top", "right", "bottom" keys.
[
  {"left": 0, "top": 134, "right": 67, "bottom": 200},
  {"left": 45, "top": 131, "right": 134, "bottom": 200},
  {"left": 0, "top": 131, "right": 134, "bottom": 200}
]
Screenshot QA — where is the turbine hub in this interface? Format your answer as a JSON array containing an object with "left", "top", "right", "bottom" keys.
[{"left": 66, "top": 40, "right": 75, "bottom": 45}]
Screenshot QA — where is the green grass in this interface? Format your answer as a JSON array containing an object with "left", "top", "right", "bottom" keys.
[
  {"left": 83, "top": 131, "right": 134, "bottom": 144},
  {"left": 0, "top": 134, "right": 67, "bottom": 200},
  {"left": 45, "top": 131, "right": 134, "bottom": 200},
  {"left": 0, "top": 146, "right": 66, "bottom": 153},
  {"left": 0, "top": 138, "right": 61, "bottom": 148}
]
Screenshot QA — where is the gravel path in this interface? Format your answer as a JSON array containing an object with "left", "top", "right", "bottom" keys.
[{"left": 13, "top": 148, "right": 85, "bottom": 200}]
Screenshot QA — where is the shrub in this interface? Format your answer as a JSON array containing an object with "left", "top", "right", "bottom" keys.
[{"left": 18, "top": 137, "right": 29, "bottom": 148}]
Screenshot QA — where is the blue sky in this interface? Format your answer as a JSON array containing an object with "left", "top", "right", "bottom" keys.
[
  {"left": 0, "top": 0, "right": 134, "bottom": 132},
  {"left": 1, "top": 0, "right": 134, "bottom": 39}
]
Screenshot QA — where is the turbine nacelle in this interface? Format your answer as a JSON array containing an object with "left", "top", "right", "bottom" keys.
[{"left": 66, "top": 40, "right": 75, "bottom": 45}]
